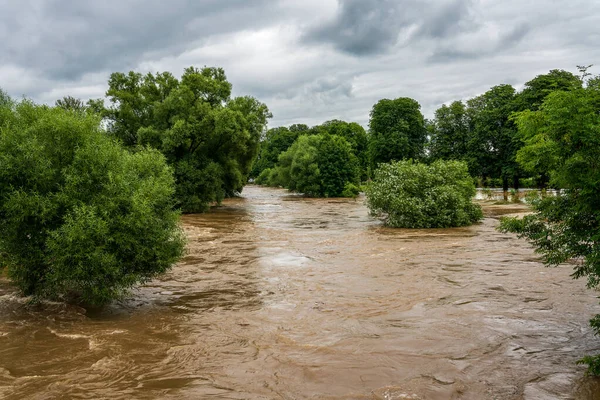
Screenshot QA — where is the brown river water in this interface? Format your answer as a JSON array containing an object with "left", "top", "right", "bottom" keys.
[{"left": 1, "top": 185, "right": 599, "bottom": 399}]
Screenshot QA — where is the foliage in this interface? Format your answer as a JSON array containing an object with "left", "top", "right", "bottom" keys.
[
  {"left": 0, "top": 87, "right": 12, "bottom": 108},
  {"left": 55, "top": 96, "right": 87, "bottom": 112},
  {"left": 428, "top": 101, "right": 470, "bottom": 162},
  {"left": 368, "top": 97, "right": 426, "bottom": 166},
  {"left": 263, "top": 134, "right": 359, "bottom": 197},
  {"left": 311, "top": 120, "right": 369, "bottom": 180},
  {"left": 466, "top": 84, "right": 521, "bottom": 189},
  {"left": 0, "top": 102, "right": 185, "bottom": 305},
  {"left": 341, "top": 182, "right": 360, "bottom": 198},
  {"left": 499, "top": 80, "right": 600, "bottom": 375},
  {"left": 101, "top": 67, "right": 271, "bottom": 212},
  {"left": 515, "top": 69, "right": 582, "bottom": 111},
  {"left": 250, "top": 126, "right": 305, "bottom": 178},
  {"left": 366, "top": 160, "right": 483, "bottom": 228}
]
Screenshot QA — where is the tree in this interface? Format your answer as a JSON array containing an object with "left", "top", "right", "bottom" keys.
[
  {"left": 366, "top": 160, "right": 482, "bottom": 228},
  {"left": 467, "top": 84, "right": 521, "bottom": 190},
  {"left": 428, "top": 101, "right": 469, "bottom": 162},
  {"left": 312, "top": 120, "right": 369, "bottom": 180},
  {"left": 516, "top": 69, "right": 582, "bottom": 111},
  {"left": 500, "top": 78, "right": 600, "bottom": 375},
  {"left": 368, "top": 97, "right": 426, "bottom": 166},
  {"left": 102, "top": 67, "right": 271, "bottom": 212},
  {"left": 0, "top": 101, "right": 185, "bottom": 305},
  {"left": 55, "top": 96, "right": 86, "bottom": 112},
  {"left": 250, "top": 126, "right": 303, "bottom": 178},
  {"left": 513, "top": 69, "right": 583, "bottom": 187},
  {"left": 264, "top": 133, "right": 359, "bottom": 197}
]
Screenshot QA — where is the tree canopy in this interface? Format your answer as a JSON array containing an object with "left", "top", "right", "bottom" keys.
[
  {"left": 260, "top": 133, "right": 359, "bottom": 197},
  {"left": 101, "top": 67, "right": 271, "bottom": 212},
  {"left": 368, "top": 97, "right": 426, "bottom": 167},
  {"left": 500, "top": 75, "right": 600, "bottom": 375},
  {"left": 0, "top": 101, "right": 185, "bottom": 305}
]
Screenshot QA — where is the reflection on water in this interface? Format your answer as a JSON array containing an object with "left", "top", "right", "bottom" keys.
[{"left": 0, "top": 185, "right": 599, "bottom": 399}]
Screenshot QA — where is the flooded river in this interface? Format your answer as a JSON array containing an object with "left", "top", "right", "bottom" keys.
[{"left": 1, "top": 185, "right": 599, "bottom": 399}]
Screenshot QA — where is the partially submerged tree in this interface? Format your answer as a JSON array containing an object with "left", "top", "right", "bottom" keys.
[
  {"left": 261, "top": 133, "right": 359, "bottom": 197},
  {"left": 366, "top": 160, "right": 482, "bottom": 228},
  {"left": 101, "top": 67, "right": 271, "bottom": 212},
  {"left": 312, "top": 120, "right": 369, "bottom": 180},
  {"left": 500, "top": 75, "right": 600, "bottom": 375},
  {"left": 0, "top": 102, "right": 185, "bottom": 305}
]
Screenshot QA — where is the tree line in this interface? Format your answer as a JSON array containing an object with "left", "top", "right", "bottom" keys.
[
  {"left": 252, "top": 68, "right": 585, "bottom": 195},
  {"left": 0, "top": 67, "right": 271, "bottom": 304}
]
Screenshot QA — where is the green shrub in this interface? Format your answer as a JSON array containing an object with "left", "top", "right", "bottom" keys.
[
  {"left": 341, "top": 182, "right": 360, "bottom": 198},
  {"left": 0, "top": 102, "right": 185, "bottom": 305},
  {"left": 366, "top": 160, "right": 483, "bottom": 228},
  {"left": 255, "top": 168, "right": 272, "bottom": 185}
]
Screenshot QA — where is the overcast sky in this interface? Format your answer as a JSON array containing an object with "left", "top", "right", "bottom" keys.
[{"left": 1, "top": 0, "right": 599, "bottom": 127}]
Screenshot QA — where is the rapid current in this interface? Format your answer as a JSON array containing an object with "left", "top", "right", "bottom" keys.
[{"left": 1, "top": 185, "right": 599, "bottom": 399}]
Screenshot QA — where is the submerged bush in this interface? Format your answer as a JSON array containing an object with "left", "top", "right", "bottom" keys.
[
  {"left": 366, "top": 160, "right": 483, "bottom": 228},
  {"left": 0, "top": 102, "right": 185, "bottom": 305}
]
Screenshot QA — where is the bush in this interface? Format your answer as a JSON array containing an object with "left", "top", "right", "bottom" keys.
[
  {"left": 366, "top": 160, "right": 483, "bottom": 228},
  {"left": 0, "top": 102, "right": 185, "bottom": 305},
  {"left": 341, "top": 182, "right": 360, "bottom": 198}
]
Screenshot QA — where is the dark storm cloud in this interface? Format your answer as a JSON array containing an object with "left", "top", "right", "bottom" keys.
[
  {"left": 303, "top": 0, "right": 477, "bottom": 56},
  {"left": 303, "top": 0, "right": 406, "bottom": 55},
  {"left": 0, "top": 0, "right": 274, "bottom": 81}
]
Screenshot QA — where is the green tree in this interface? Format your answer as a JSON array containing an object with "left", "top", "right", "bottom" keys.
[
  {"left": 0, "top": 101, "right": 185, "bottom": 305},
  {"left": 312, "top": 120, "right": 369, "bottom": 180},
  {"left": 55, "top": 96, "right": 86, "bottom": 112},
  {"left": 102, "top": 67, "right": 271, "bottom": 212},
  {"left": 467, "top": 84, "right": 521, "bottom": 190},
  {"left": 428, "top": 101, "right": 469, "bottom": 162},
  {"left": 516, "top": 69, "right": 582, "bottom": 111},
  {"left": 0, "top": 87, "right": 11, "bottom": 108},
  {"left": 368, "top": 97, "right": 426, "bottom": 166},
  {"left": 366, "top": 160, "right": 482, "bottom": 228},
  {"left": 513, "top": 69, "right": 583, "bottom": 187},
  {"left": 251, "top": 126, "right": 302, "bottom": 178},
  {"left": 500, "top": 79, "right": 600, "bottom": 375},
  {"left": 266, "top": 134, "right": 359, "bottom": 197}
]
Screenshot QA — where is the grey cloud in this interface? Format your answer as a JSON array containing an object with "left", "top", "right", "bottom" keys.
[
  {"left": 2, "top": 0, "right": 600, "bottom": 129},
  {"left": 416, "top": 0, "right": 478, "bottom": 39},
  {"left": 427, "top": 22, "right": 531, "bottom": 64},
  {"left": 303, "top": 0, "right": 406, "bottom": 55},
  {"left": 303, "top": 0, "right": 477, "bottom": 56},
  {"left": 0, "top": 0, "right": 275, "bottom": 83}
]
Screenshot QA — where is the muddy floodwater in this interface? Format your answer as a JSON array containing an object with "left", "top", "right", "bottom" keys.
[{"left": 1, "top": 185, "right": 599, "bottom": 399}]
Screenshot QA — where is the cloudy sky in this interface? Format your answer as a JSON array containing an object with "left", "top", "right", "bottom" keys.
[{"left": 1, "top": 0, "right": 599, "bottom": 127}]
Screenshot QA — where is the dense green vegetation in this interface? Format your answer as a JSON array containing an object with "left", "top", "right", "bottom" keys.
[
  {"left": 252, "top": 68, "right": 584, "bottom": 199},
  {"left": 99, "top": 67, "right": 271, "bottom": 212},
  {"left": 258, "top": 133, "right": 359, "bottom": 197},
  {"left": 368, "top": 97, "right": 427, "bottom": 167},
  {"left": 427, "top": 69, "right": 582, "bottom": 190},
  {"left": 500, "top": 70, "right": 600, "bottom": 375},
  {"left": 0, "top": 101, "right": 185, "bottom": 305},
  {"left": 366, "top": 160, "right": 482, "bottom": 228}
]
